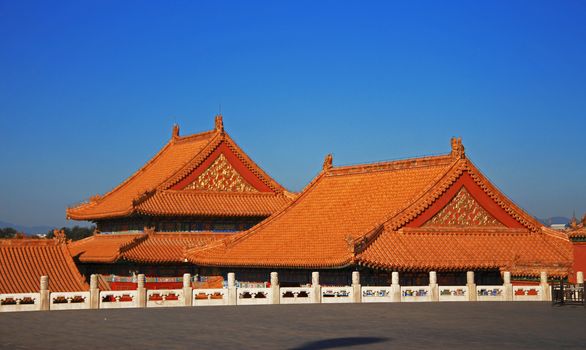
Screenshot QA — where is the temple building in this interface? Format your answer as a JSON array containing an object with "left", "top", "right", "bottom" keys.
[
  {"left": 66, "top": 116, "right": 294, "bottom": 279},
  {"left": 66, "top": 115, "right": 294, "bottom": 233},
  {"left": 187, "top": 138, "right": 573, "bottom": 286}
]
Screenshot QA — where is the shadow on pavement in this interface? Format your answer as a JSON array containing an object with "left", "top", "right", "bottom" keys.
[{"left": 289, "top": 336, "right": 390, "bottom": 350}]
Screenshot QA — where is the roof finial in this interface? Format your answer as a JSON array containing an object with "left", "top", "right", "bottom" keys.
[
  {"left": 450, "top": 137, "right": 465, "bottom": 159},
  {"left": 582, "top": 212, "right": 586, "bottom": 227},
  {"left": 570, "top": 212, "right": 578, "bottom": 229},
  {"left": 53, "top": 229, "right": 67, "bottom": 244},
  {"left": 323, "top": 153, "right": 333, "bottom": 171},
  {"left": 215, "top": 114, "right": 224, "bottom": 133},
  {"left": 172, "top": 124, "right": 180, "bottom": 140}
]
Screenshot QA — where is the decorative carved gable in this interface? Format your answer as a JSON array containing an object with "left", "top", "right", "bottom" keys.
[
  {"left": 185, "top": 154, "right": 258, "bottom": 192},
  {"left": 423, "top": 187, "right": 503, "bottom": 227}
]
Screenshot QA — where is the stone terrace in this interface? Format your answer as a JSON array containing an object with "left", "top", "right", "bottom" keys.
[{"left": 1, "top": 303, "right": 584, "bottom": 349}]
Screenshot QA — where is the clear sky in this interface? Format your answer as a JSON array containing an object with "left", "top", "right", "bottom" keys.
[{"left": 0, "top": 1, "right": 585, "bottom": 228}]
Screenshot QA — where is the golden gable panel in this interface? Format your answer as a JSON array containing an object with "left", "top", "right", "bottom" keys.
[
  {"left": 185, "top": 154, "right": 258, "bottom": 192},
  {"left": 424, "top": 187, "right": 504, "bottom": 227}
]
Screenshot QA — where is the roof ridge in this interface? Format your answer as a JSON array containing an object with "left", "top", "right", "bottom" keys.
[
  {"left": 160, "top": 189, "right": 290, "bottom": 197},
  {"left": 173, "top": 129, "right": 217, "bottom": 144},
  {"left": 0, "top": 238, "right": 60, "bottom": 246},
  {"left": 328, "top": 153, "right": 455, "bottom": 176}
]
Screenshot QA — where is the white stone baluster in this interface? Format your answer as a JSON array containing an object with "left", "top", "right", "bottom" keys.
[
  {"left": 352, "top": 271, "right": 361, "bottom": 303},
  {"left": 312, "top": 272, "right": 321, "bottom": 304},
  {"left": 40, "top": 276, "right": 50, "bottom": 311},
  {"left": 467, "top": 271, "right": 477, "bottom": 301},
  {"left": 429, "top": 271, "right": 439, "bottom": 302},
  {"left": 503, "top": 272, "right": 513, "bottom": 301}
]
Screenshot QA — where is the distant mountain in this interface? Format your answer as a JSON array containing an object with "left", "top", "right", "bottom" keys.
[
  {"left": 0, "top": 221, "right": 55, "bottom": 235},
  {"left": 537, "top": 217, "right": 571, "bottom": 226}
]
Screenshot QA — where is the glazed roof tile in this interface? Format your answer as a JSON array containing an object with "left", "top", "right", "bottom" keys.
[
  {"left": 69, "top": 231, "right": 232, "bottom": 264},
  {"left": 69, "top": 233, "right": 145, "bottom": 263},
  {"left": 189, "top": 154, "right": 458, "bottom": 268},
  {"left": 357, "top": 227, "right": 573, "bottom": 277},
  {"left": 0, "top": 239, "right": 89, "bottom": 293},
  {"left": 134, "top": 190, "right": 291, "bottom": 217},
  {"left": 121, "top": 232, "right": 232, "bottom": 264},
  {"left": 567, "top": 226, "right": 586, "bottom": 239},
  {"left": 67, "top": 117, "right": 291, "bottom": 221},
  {"left": 188, "top": 139, "right": 572, "bottom": 276}
]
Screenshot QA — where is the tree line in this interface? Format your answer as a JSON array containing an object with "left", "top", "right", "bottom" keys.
[{"left": 0, "top": 226, "right": 95, "bottom": 241}]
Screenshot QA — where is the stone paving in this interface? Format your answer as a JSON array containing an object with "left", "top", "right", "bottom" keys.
[{"left": 0, "top": 302, "right": 584, "bottom": 349}]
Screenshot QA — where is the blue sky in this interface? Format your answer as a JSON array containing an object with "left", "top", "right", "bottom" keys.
[{"left": 0, "top": 1, "right": 585, "bottom": 228}]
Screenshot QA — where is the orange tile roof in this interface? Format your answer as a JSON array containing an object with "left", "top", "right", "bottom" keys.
[
  {"left": 69, "top": 231, "right": 233, "bottom": 264},
  {"left": 120, "top": 232, "right": 232, "bottom": 264},
  {"left": 0, "top": 239, "right": 89, "bottom": 293},
  {"left": 69, "top": 233, "right": 146, "bottom": 263},
  {"left": 66, "top": 116, "right": 292, "bottom": 221},
  {"left": 189, "top": 153, "right": 458, "bottom": 268},
  {"left": 567, "top": 226, "right": 586, "bottom": 239},
  {"left": 357, "top": 227, "right": 573, "bottom": 277},
  {"left": 134, "top": 190, "right": 292, "bottom": 217},
  {"left": 188, "top": 139, "right": 572, "bottom": 277}
]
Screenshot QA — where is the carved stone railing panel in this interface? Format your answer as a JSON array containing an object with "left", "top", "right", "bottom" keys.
[
  {"left": 400, "top": 286, "right": 430, "bottom": 302},
  {"left": 361, "top": 287, "right": 393, "bottom": 303},
  {"left": 0, "top": 293, "right": 41, "bottom": 312},
  {"left": 513, "top": 286, "right": 541, "bottom": 301},
  {"left": 439, "top": 286, "right": 468, "bottom": 302},
  {"left": 50, "top": 292, "right": 90, "bottom": 310},
  {"left": 193, "top": 288, "right": 228, "bottom": 306},
  {"left": 146, "top": 289, "right": 184, "bottom": 308},
  {"left": 321, "top": 286, "right": 353, "bottom": 303},
  {"left": 280, "top": 287, "right": 312, "bottom": 304},
  {"left": 99, "top": 290, "right": 138, "bottom": 309},
  {"left": 477, "top": 286, "right": 505, "bottom": 301},
  {"left": 237, "top": 288, "right": 272, "bottom": 305}
]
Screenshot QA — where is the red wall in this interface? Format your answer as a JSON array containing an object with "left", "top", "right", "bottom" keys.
[{"left": 571, "top": 242, "right": 586, "bottom": 283}]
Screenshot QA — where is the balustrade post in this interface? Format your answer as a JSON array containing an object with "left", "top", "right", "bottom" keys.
[
  {"left": 503, "top": 271, "right": 513, "bottom": 301},
  {"left": 390, "top": 271, "right": 401, "bottom": 302},
  {"left": 540, "top": 271, "right": 550, "bottom": 301},
  {"left": 312, "top": 272, "right": 321, "bottom": 304},
  {"left": 90, "top": 274, "right": 100, "bottom": 309},
  {"left": 352, "top": 271, "right": 361, "bottom": 303},
  {"left": 227, "top": 273, "right": 237, "bottom": 306},
  {"left": 183, "top": 273, "right": 192, "bottom": 307},
  {"left": 466, "top": 271, "right": 477, "bottom": 301},
  {"left": 429, "top": 271, "right": 439, "bottom": 302},
  {"left": 270, "top": 272, "right": 280, "bottom": 305},
  {"left": 40, "top": 276, "right": 50, "bottom": 311},
  {"left": 137, "top": 274, "right": 146, "bottom": 308}
]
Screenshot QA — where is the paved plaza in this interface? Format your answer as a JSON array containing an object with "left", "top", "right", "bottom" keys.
[{"left": 0, "top": 302, "right": 584, "bottom": 349}]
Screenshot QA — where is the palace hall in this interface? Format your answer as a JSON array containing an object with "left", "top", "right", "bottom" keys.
[{"left": 0, "top": 117, "right": 575, "bottom": 293}]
